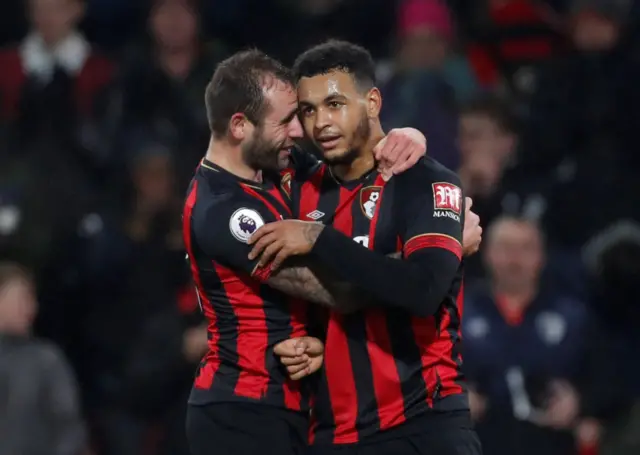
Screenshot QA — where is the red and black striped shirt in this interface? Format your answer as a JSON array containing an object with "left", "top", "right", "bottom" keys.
[
  {"left": 287, "top": 157, "right": 469, "bottom": 444},
  {"left": 182, "top": 159, "right": 311, "bottom": 411}
]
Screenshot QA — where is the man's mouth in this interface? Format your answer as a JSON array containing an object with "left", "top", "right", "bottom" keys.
[
  {"left": 278, "top": 146, "right": 293, "bottom": 159},
  {"left": 316, "top": 135, "right": 342, "bottom": 150}
]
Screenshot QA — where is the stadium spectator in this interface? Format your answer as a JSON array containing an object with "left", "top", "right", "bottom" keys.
[
  {"left": 456, "top": 96, "right": 550, "bottom": 282},
  {"left": 0, "top": 0, "right": 116, "bottom": 260},
  {"left": 0, "top": 0, "right": 114, "bottom": 150},
  {"left": 458, "top": 97, "right": 517, "bottom": 224},
  {"left": 119, "top": 286, "right": 206, "bottom": 455},
  {"left": 379, "top": 0, "right": 481, "bottom": 103},
  {"left": 519, "top": 0, "right": 640, "bottom": 251},
  {"left": 37, "top": 143, "right": 187, "bottom": 455},
  {"left": 580, "top": 221, "right": 640, "bottom": 455},
  {"left": 463, "top": 0, "right": 564, "bottom": 108},
  {"left": 463, "top": 216, "right": 593, "bottom": 455},
  {"left": 113, "top": 0, "right": 229, "bottom": 187},
  {"left": 379, "top": 0, "right": 472, "bottom": 169},
  {"left": 0, "top": 262, "right": 86, "bottom": 455}
]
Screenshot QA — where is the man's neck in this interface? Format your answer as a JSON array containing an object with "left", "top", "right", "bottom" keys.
[
  {"left": 205, "top": 138, "right": 262, "bottom": 182},
  {"left": 37, "top": 30, "right": 74, "bottom": 50},
  {"left": 493, "top": 283, "right": 537, "bottom": 310},
  {"left": 330, "top": 123, "right": 385, "bottom": 181},
  {"left": 158, "top": 45, "right": 196, "bottom": 79},
  {"left": 457, "top": 167, "right": 475, "bottom": 197},
  {"left": 0, "top": 325, "right": 30, "bottom": 337}
]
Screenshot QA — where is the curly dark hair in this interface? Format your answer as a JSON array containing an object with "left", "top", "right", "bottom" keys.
[{"left": 293, "top": 40, "right": 376, "bottom": 91}]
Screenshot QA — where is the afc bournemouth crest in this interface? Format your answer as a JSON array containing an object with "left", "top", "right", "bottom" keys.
[
  {"left": 281, "top": 171, "right": 292, "bottom": 198},
  {"left": 360, "top": 186, "right": 382, "bottom": 220}
]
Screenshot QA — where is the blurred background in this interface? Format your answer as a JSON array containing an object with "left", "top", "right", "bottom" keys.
[{"left": 1, "top": 0, "right": 640, "bottom": 454}]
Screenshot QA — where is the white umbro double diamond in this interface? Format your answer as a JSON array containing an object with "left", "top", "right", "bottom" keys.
[{"left": 306, "top": 210, "right": 325, "bottom": 221}]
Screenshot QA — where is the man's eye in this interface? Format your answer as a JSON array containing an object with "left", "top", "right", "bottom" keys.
[
  {"left": 302, "top": 107, "right": 315, "bottom": 117},
  {"left": 329, "top": 102, "right": 342, "bottom": 108}
]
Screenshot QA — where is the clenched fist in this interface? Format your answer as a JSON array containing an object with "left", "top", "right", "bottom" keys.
[{"left": 273, "top": 336, "right": 324, "bottom": 380}]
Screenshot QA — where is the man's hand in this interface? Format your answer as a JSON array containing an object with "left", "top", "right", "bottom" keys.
[
  {"left": 575, "top": 418, "right": 601, "bottom": 450},
  {"left": 273, "top": 336, "right": 324, "bottom": 380},
  {"left": 463, "top": 197, "right": 482, "bottom": 256},
  {"left": 537, "top": 380, "right": 580, "bottom": 430},
  {"left": 248, "top": 220, "right": 324, "bottom": 270},
  {"left": 374, "top": 128, "right": 427, "bottom": 181},
  {"left": 468, "top": 385, "right": 488, "bottom": 422},
  {"left": 183, "top": 325, "right": 209, "bottom": 363}
]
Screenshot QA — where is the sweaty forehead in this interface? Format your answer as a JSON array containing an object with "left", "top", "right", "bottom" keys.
[{"left": 297, "top": 71, "right": 358, "bottom": 102}]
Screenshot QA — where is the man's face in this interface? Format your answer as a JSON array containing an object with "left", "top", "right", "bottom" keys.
[
  {"left": 485, "top": 219, "right": 544, "bottom": 292},
  {"left": 133, "top": 153, "right": 175, "bottom": 211},
  {"left": 242, "top": 80, "right": 303, "bottom": 173},
  {"left": 298, "top": 70, "right": 371, "bottom": 165},
  {"left": 150, "top": 0, "right": 197, "bottom": 51},
  {"left": 399, "top": 28, "right": 449, "bottom": 70},
  {"left": 459, "top": 113, "right": 514, "bottom": 196},
  {"left": 29, "top": 0, "right": 82, "bottom": 45},
  {"left": 0, "top": 278, "right": 37, "bottom": 336},
  {"left": 572, "top": 13, "right": 620, "bottom": 52}
]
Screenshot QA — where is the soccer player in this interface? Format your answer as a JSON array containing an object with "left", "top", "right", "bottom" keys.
[
  {"left": 182, "top": 49, "right": 429, "bottom": 455},
  {"left": 248, "top": 41, "right": 482, "bottom": 455}
]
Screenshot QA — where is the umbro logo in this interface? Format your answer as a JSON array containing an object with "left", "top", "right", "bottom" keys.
[{"left": 306, "top": 210, "right": 325, "bottom": 221}]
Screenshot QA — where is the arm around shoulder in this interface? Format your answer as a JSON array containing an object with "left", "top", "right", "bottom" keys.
[{"left": 310, "top": 163, "right": 464, "bottom": 316}]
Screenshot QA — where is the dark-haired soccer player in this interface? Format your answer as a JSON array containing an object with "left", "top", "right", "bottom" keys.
[
  {"left": 249, "top": 41, "right": 483, "bottom": 455},
  {"left": 182, "top": 49, "right": 429, "bottom": 455}
]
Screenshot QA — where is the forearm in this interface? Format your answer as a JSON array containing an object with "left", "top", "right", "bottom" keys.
[
  {"left": 266, "top": 258, "right": 366, "bottom": 313},
  {"left": 311, "top": 227, "right": 458, "bottom": 316}
]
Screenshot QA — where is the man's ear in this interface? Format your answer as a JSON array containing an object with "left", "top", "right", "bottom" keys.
[
  {"left": 229, "top": 113, "right": 249, "bottom": 140},
  {"left": 366, "top": 87, "right": 382, "bottom": 118}
]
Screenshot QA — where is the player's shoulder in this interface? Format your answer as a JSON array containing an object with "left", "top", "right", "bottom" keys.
[
  {"left": 394, "top": 156, "right": 461, "bottom": 190},
  {"left": 285, "top": 162, "right": 325, "bottom": 184},
  {"left": 190, "top": 179, "right": 278, "bottom": 245},
  {"left": 190, "top": 170, "right": 244, "bottom": 215}
]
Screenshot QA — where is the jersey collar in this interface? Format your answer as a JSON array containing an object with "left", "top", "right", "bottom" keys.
[{"left": 199, "top": 158, "right": 277, "bottom": 190}]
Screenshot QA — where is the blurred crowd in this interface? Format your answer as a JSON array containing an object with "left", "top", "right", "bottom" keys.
[{"left": 1, "top": 0, "right": 640, "bottom": 454}]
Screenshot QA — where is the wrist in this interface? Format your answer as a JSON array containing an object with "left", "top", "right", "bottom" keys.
[
  {"left": 305, "top": 222, "right": 325, "bottom": 247},
  {"left": 310, "top": 224, "right": 334, "bottom": 256}
]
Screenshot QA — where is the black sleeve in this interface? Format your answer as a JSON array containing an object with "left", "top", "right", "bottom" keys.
[
  {"left": 194, "top": 192, "right": 287, "bottom": 282},
  {"left": 290, "top": 144, "right": 320, "bottom": 175},
  {"left": 306, "top": 305, "right": 329, "bottom": 342},
  {"left": 310, "top": 167, "right": 464, "bottom": 317}
]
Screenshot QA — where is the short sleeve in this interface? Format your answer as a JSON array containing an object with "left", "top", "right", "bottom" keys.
[
  {"left": 400, "top": 166, "right": 464, "bottom": 261},
  {"left": 192, "top": 192, "right": 289, "bottom": 282}
]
